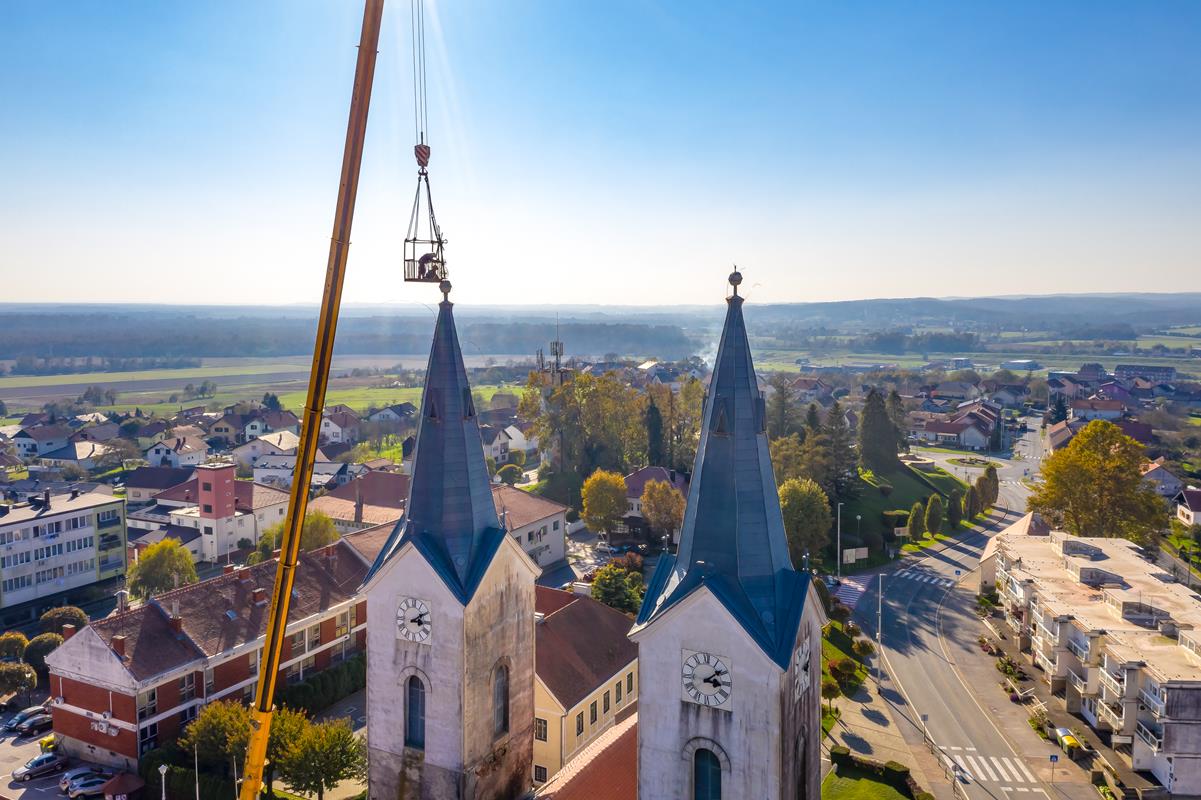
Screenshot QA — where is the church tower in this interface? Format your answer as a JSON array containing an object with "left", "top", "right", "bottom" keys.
[
  {"left": 629, "top": 271, "right": 825, "bottom": 800},
  {"left": 364, "top": 282, "right": 538, "bottom": 800}
]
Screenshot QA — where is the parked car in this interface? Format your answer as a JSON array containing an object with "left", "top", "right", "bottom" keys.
[
  {"left": 12, "top": 751, "right": 69, "bottom": 781},
  {"left": 67, "top": 775, "right": 110, "bottom": 798},
  {"left": 4, "top": 705, "right": 48, "bottom": 732},
  {"left": 16, "top": 713, "right": 54, "bottom": 736},
  {"left": 61, "top": 766, "right": 112, "bottom": 792}
]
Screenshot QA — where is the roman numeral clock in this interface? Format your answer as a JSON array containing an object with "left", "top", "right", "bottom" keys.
[
  {"left": 681, "top": 650, "right": 731, "bottom": 708},
  {"left": 397, "top": 597, "right": 432, "bottom": 644}
]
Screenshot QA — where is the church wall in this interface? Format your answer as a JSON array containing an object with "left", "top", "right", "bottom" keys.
[
  {"left": 460, "top": 541, "right": 536, "bottom": 799},
  {"left": 779, "top": 589, "right": 825, "bottom": 800},
  {"left": 634, "top": 588, "right": 784, "bottom": 799},
  {"left": 366, "top": 547, "right": 466, "bottom": 800}
]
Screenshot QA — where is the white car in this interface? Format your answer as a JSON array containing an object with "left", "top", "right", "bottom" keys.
[{"left": 67, "top": 774, "right": 109, "bottom": 799}]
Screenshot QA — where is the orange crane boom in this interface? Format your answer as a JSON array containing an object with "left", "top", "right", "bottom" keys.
[{"left": 239, "top": 2, "right": 384, "bottom": 797}]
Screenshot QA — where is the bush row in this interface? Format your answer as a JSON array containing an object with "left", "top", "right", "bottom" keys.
[
  {"left": 140, "top": 750, "right": 235, "bottom": 800},
  {"left": 275, "top": 654, "right": 366, "bottom": 715},
  {"left": 829, "top": 745, "right": 933, "bottom": 800}
]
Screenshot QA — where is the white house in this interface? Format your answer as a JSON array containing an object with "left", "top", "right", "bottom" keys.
[
  {"left": 1176, "top": 489, "right": 1201, "bottom": 527},
  {"left": 479, "top": 424, "right": 511, "bottom": 464},
  {"left": 320, "top": 411, "right": 360, "bottom": 445},
  {"left": 144, "top": 436, "right": 209, "bottom": 468},
  {"left": 368, "top": 403, "right": 417, "bottom": 425},
  {"left": 1142, "top": 458, "right": 1184, "bottom": 499},
  {"left": 493, "top": 484, "right": 568, "bottom": 568},
  {"left": 503, "top": 424, "right": 538, "bottom": 459},
  {"left": 231, "top": 430, "right": 301, "bottom": 467},
  {"left": 1070, "top": 399, "right": 1124, "bottom": 421},
  {"left": 12, "top": 425, "right": 70, "bottom": 459},
  {"left": 40, "top": 441, "right": 113, "bottom": 471}
]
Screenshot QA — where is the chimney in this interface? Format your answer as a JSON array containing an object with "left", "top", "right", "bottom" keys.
[
  {"left": 354, "top": 483, "right": 364, "bottom": 525},
  {"left": 111, "top": 635, "right": 126, "bottom": 658},
  {"left": 62, "top": 624, "right": 76, "bottom": 641},
  {"left": 116, "top": 590, "right": 129, "bottom": 613},
  {"left": 42, "top": 490, "right": 51, "bottom": 509},
  {"left": 223, "top": 563, "right": 235, "bottom": 575},
  {"left": 325, "top": 548, "right": 338, "bottom": 573},
  {"left": 237, "top": 568, "right": 251, "bottom": 584},
  {"left": 70, "top": 489, "right": 79, "bottom": 500},
  {"left": 252, "top": 587, "right": 267, "bottom": 605}
]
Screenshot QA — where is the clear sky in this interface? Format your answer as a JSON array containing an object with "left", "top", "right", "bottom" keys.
[{"left": 2, "top": 1, "right": 1200, "bottom": 307}]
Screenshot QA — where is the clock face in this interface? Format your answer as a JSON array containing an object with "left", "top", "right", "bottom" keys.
[
  {"left": 681, "top": 650, "right": 731, "bottom": 708},
  {"left": 793, "top": 639, "right": 811, "bottom": 700},
  {"left": 396, "top": 597, "right": 432, "bottom": 643}
]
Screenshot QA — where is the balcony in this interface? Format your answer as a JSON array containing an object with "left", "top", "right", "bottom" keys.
[
  {"left": 1136, "top": 719, "right": 1163, "bottom": 752},
  {"left": 1097, "top": 700, "right": 1125, "bottom": 729},
  {"left": 1100, "top": 669, "right": 1126, "bottom": 697},
  {"left": 1068, "top": 669, "right": 1092, "bottom": 695},
  {"left": 1036, "top": 619, "right": 1059, "bottom": 641},
  {"left": 1067, "top": 639, "right": 1090, "bottom": 662},
  {"left": 97, "top": 516, "right": 122, "bottom": 530},
  {"left": 1140, "top": 689, "right": 1166, "bottom": 717},
  {"left": 1034, "top": 649, "right": 1057, "bottom": 674}
]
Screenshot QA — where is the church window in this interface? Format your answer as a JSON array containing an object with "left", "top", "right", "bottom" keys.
[
  {"left": 404, "top": 676, "right": 425, "bottom": 749},
  {"left": 694, "top": 748, "right": 722, "bottom": 800},
  {"left": 492, "top": 665, "right": 509, "bottom": 736}
]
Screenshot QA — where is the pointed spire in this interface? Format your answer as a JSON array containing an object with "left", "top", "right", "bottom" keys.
[
  {"left": 636, "top": 270, "right": 804, "bottom": 664},
  {"left": 401, "top": 285, "right": 500, "bottom": 586}
]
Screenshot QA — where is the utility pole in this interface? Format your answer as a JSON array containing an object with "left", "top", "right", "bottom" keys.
[
  {"left": 836, "top": 502, "right": 844, "bottom": 578},
  {"left": 875, "top": 573, "right": 883, "bottom": 689}
]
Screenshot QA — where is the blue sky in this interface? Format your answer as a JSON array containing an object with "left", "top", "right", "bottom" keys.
[{"left": 2, "top": 1, "right": 1199, "bottom": 306}]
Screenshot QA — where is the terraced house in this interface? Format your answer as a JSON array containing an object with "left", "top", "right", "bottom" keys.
[
  {"left": 0, "top": 490, "right": 126, "bottom": 617},
  {"left": 981, "top": 514, "right": 1201, "bottom": 795},
  {"left": 44, "top": 541, "right": 368, "bottom": 770}
]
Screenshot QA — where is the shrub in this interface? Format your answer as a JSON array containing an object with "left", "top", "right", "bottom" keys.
[
  {"left": 812, "top": 577, "right": 833, "bottom": 613},
  {"left": 833, "top": 657, "right": 857, "bottom": 680},
  {"left": 881, "top": 510, "right": 909, "bottom": 530},
  {"left": 852, "top": 639, "right": 876, "bottom": 660},
  {"left": 844, "top": 622, "right": 861, "bottom": 638},
  {"left": 24, "top": 632, "right": 63, "bottom": 672},
  {"left": 829, "top": 744, "right": 851, "bottom": 767},
  {"left": 829, "top": 603, "right": 851, "bottom": 624},
  {"left": 878, "top": 482, "right": 893, "bottom": 497}
]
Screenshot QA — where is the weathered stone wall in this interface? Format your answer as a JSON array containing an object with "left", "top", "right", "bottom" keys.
[{"left": 779, "top": 591, "right": 824, "bottom": 800}]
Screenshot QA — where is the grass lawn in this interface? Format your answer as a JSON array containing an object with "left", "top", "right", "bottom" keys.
[
  {"left": 947, "top": 456, "right": 999, "bottom": 469},
  {"left": 822, "top": 766, "right": 910, "bottom": 800},
  {"left": 822, "top": 621, "right": 868, "bottom": 694},
  {"left": 845, "top": 465, "right": 964, "bottom": 540},
  {"left": 900, "top": 531, "right": 954, "bottom": 554}
]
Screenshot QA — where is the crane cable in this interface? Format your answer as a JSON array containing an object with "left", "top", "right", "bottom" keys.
[{"left": 412, "top": 0, "right": 430, "bottom": 150}]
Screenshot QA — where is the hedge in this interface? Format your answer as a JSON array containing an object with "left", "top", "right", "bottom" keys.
[
  {"left": 141, "top": 748, "right": 235, "bottom": 800},
  {"left": 881, "top": 510, "right": 909, "bottom": 530},
  {"left": 275, "top": 653, "right": 366, "bottom": 715},
  {"left": 829, "top": 745, "right": 930, "bottom": 799}
]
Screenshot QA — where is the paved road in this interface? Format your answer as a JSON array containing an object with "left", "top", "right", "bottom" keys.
[{"left": 849, "top": 417, "right": 1078, "bottom": 800}]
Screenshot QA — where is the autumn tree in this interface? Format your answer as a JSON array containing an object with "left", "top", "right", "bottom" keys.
[
  {"left": 0, "top": 663, "right": 36, "bottom": 698},
  {"left": 182, "top": 700, "right": 252, "bottom": 772},
  {"left": 821, "top": 675, "right": 841, "bottom": 712},
  {"left": 256, "top": 511, "right": 339, "bottom": 561},
  {"left": 779, "top": 478, "right": 832, "bottom": 567},
  {"left": 770, "top": 434, "right": 806, "bottom": 486},
  {"left": 641, "top": 479, "right": 684, "bottom": 543},
  {"left": 128, "top": 538, "right": 198, "bottom": 598},
  {"left": 1028, "top": 420, "right": 1165, "bottom": 542},
  {"left": 40, "top": 606, "right": 88, "bottom": 635},
  {"left": 23, "top": 633, "right": 63, "bottom": 672},
  {"left": 581, "top": 469, "right": 627, "bottom": 535},
  {"left": 858, "top": 389, "right": 899, "bottom": 473},
  {"left": 279, "top": 718, "right": 367, "bottom": 800},
  {"left": 924, "top": 494, "right": 944, "bottom": 537},
  {"left": 0, "top": 631, "right": 28, "bottom": 660}
]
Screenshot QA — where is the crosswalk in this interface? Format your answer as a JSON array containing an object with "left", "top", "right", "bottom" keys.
[
  {"left": 833, "top": 578, "right": 868, "bottom": 609},
  {"left": 938, "top": 746, "right": 1038, "bottom": 785},
  {"left": 894, "top": 568, "right": 957, "bottom": 588}
]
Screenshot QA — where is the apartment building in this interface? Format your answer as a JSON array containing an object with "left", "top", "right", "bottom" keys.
[
  {"left": 981, "top": 514, "right": 1201, "bottom": 794},
  {"left": 44, "top": 541, "right": 368, "bottom": 770},
  {"left": 0, "top": 490, "right": 127, "bottom": 614},
  {"left": 532, "top": 587, "right": 638, "bottom": 787}
]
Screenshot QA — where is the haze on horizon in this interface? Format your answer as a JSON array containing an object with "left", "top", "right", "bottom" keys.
[{"left": 2, "top": 1, "right": 1199, "bottom": 308}]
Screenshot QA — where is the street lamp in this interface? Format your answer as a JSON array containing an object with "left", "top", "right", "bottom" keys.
[
  {"left": 836, "top": 502, "right": 844, "bottom": 578},
  {"left": 158, "top": 763, "right": 168, "bottom": 800},
  {"left": 856, "top": 515, "right": 862, "bottom": 541}
]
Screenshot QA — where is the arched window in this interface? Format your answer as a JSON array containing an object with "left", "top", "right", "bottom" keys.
[
  {"left": 405, "top": 676, "right": 425, "bottom": 749},
  {"left": 492, "top": 665, "right": 509, "bottom": 736},
  {"left": 694, "top": 748, "right": 721, "bottom": 800}
]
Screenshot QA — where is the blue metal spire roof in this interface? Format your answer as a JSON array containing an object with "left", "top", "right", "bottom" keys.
[
  {"left": 363, "top": 284, "right": 504, "bottom": 602},
  {"left": 633, "top": 271, "right": 808, "bottom": 668}
]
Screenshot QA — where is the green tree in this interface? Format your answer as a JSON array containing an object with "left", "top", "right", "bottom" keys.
[
  {"left": 924, "top": 494, "right": 944, "bottom": 537},
  {"left": 641, "top": 479, "right": 685, "bottom": 544},
  {"left": 262, "top": 392, "right": 282, "bottom": 411},
  {"left": 0, "top": 631, "right": 28, "bottom": 660},
  {"left": 805, "top": 403, "right": 822, "bottom": 432},
  {"left": 0, "top": 663, "right": 36, "bottom": 699},
  {"left": 591, "top": 563, "right": 644, "bottom": 614},
  {"left": 23, "top": 633, "right": 63, "bottom": 672},
  {"left": 823, "top": 402, "right": 858, "bottom": 503},
  {"left": 779, "top": 478, "right": 832, "bottom": 567},
  {"left": 1028, "top": 420, "right": 1166, "bottom": 542},
  {"left": 907, "top": 501, "right": 927, "bottom": 539},
  {"left": 128, "top": 538, "right": 198, "bottom": 599},
  {"left": 767, "top": 374, "right": 799, "bottom": 440},
  {"left": 497, "top": 464, "right": 522, "bottom": 486},
  {"left": 946, "top": 488, "right": 963, "bottom": 528},
  {"left": 266, "top": 706, "right": 310, "bottom": 798},
  {"left": 984, "top": 465, "right": 1000, "bottom": 506},
  {"left": 581, "top": 469, "right": 627, "bottom": 535},
  {"left": 974, "top": 475, "right": 992, "bottom": 512},
  {"left": 858, "top": 389, "right": 899, "bottom": 473},
  {"left": 1049, "top": 394, "right": 1069, "bottom": 424},
  {"left": 886, "top": 389, "right": 908, "bottom": 452},
  {"left": 181, "top": 700, "right": 252, "bottom": 771},
  {"left": 769, "top": 434, "right": 806, "bottom": 486},
  {"left": 965, "top": 483, "right": 981, "bottom": 520},
  {"left": 278, "top": 718, "right": 367, "bottom": 800},
  {"left": 258, "top": 511, "right": 340, "bottom": 560},
  {"left": 40, "top": 606, "right": 88, "bottom": 635},
  {"left": 852, "top": 639, "right": 876, "bottom": 661},
  {"left": 509, "top": 449, "right": 527, "bottom": 468},
  {"left": 645, "top": 399, "right": 664, "bottom": 468},
  {"left": 821, "top": 675, "right": 841, "bottom": 712}
]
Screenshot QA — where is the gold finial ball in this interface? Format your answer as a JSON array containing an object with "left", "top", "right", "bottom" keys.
[
  {"left": 729, "top": 270, "right": 742, "bottom": 289},
  {"left": 439, "top": 279, "right": 452, "bottom": 299}
]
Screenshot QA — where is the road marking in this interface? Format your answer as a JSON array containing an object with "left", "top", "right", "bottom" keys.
[
  {"left": 969, "top": 755, "right": 998, "bottom": 781},
  {"left": 1012, "top": 757, "right": 1036, "bottom": 782},
  {"left": 953, "top": 755, "right": 970, "bottom": 775},
  {"left": 991, "top": 756, "right": 1015, "bottom": 781}
]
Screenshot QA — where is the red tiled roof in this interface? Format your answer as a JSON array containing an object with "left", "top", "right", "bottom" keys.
[
  {"left": 623, "top": 466, "right": 688, "bottom": 499},
  {"left": 535, "top": 588, "right": 637, "bottom": 710},
  {"left": 494, "top": 485, "right": 567, "bottom": 530},
  {"left": 535, "top": 585, "right": 579, "bottom": 617},
  {"left": 327, "top": 471, "right": 410, "bottom": 510},
  {"left": 535, "top": 714, "right": 637, "bottom": 800},
  {"left": 90, "top": 605, "right": 206, "bottom": 682},
  {"left": 308, "top": 495, "right": 403, "bottom": 527},
  {"left": 922, "top": 420, "right": 971, "bottom": 435},
  {"left": 17, "top": 425, "right": 69, "bottom": 441},
  {"left": 1071, "top": 399, "right": 1124, "bottom": 412}
]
